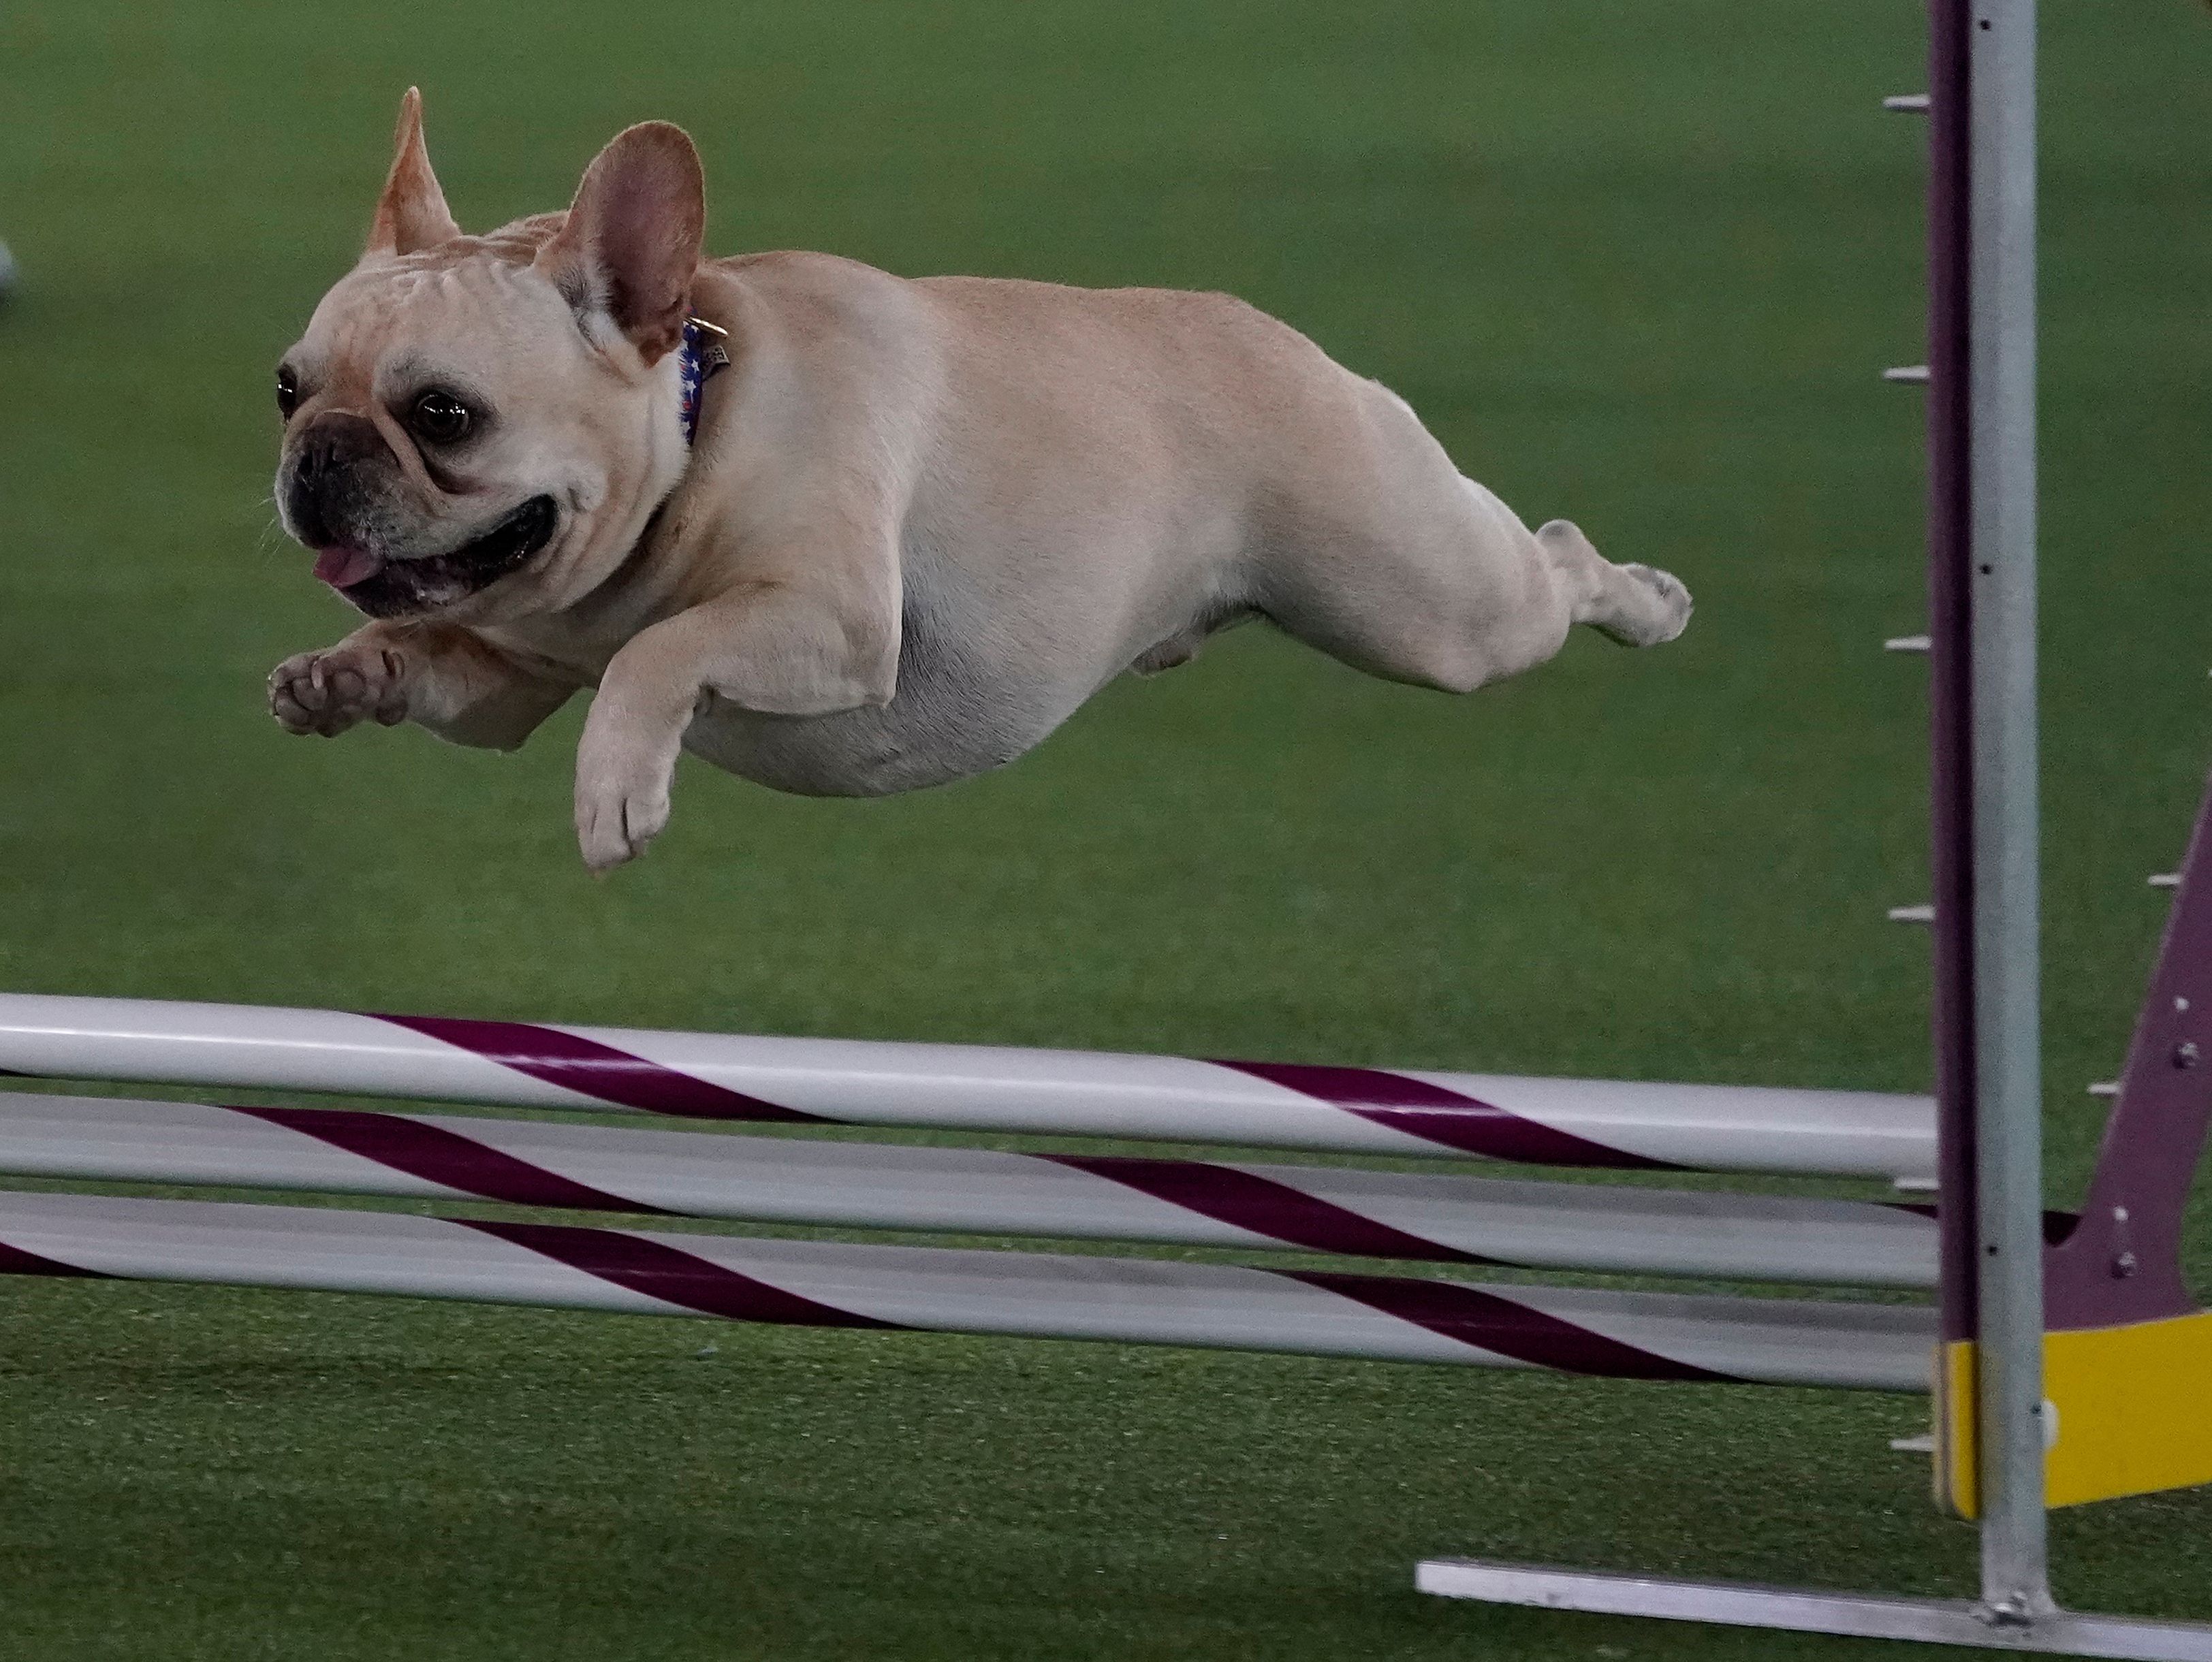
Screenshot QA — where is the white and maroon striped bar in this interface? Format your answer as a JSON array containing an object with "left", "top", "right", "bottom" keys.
[
  {"left": 0, "top": 995, "right": 1936, "bottom": 1178},
  {"left": 0, "top": 1189, "right": 1936, "bottom": 1390},
  {"left": 0, "top": 1093, "right": 1940, "bottom": 1287}
]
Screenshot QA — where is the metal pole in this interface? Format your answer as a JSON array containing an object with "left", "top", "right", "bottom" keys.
[
  {"left": 0, "top": 993, "right": 1940, "bottom": 1178},
  {"left": 0, "top": 1092, "right": 1946, "bottom": 1288},
  {"left": 0, "top": 1189, "right": 1939, "bottom": 1391},
  {"left": 1966, "top": 0, "right": 2051, "bottom": 1622}
]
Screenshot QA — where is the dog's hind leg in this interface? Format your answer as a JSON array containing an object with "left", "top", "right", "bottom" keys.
[
  {"left": 1528, "top": 515, "right": 1692, "bottom": 649},
  {"left": 1257, "top": 453, "right": 1692, "bottom": 697},
  {"left": 1250, "top": 356, "right": 1693, "bottom": 695}
]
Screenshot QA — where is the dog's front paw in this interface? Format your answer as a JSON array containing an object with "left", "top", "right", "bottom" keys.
[
  {"left": 573, "top": 750, "right": 674, "bottom": 875},
  {"left": 268, "top": 642, "right": 409, "bottom": 737}
]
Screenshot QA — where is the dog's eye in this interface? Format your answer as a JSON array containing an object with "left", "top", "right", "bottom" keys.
[
  {"left": 275, "top": 366, "right": 299, "bottom": 419},
  {"left": 409, "top": 390, "right": 473, "bottom": 445}
]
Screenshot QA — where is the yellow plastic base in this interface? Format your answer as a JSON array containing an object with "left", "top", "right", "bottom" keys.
[{"left": 1938, "top": 1311, "right": 2212, "bottom": 1516}]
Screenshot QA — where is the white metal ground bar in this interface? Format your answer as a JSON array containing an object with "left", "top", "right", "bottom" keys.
[
  {"left": 0, "top": 1093, "right": 1940, "bottom": 1286},
  {"left": 1416, "top": 1561, "right": 2212, "bottom": 1659},
  {"left": 0, "top": 1191, "right": 1936, "bottom": 1390},
  {"left": 0, "top": 995, "right": 1938, "bottom": 1179}
]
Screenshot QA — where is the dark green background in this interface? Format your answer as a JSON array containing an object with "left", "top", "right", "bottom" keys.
[{"left": 3, "top": 2, "right": 2209, "bottom": 1656}]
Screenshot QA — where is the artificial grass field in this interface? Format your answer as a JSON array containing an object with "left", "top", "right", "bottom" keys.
[{"left": 3, "top": 0, "right": 2210, "bottom": 1655}]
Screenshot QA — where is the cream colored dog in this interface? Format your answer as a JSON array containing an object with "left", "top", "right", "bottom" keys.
[{"left": 270, "top": 93, "right": 1691, "bottom": 872}]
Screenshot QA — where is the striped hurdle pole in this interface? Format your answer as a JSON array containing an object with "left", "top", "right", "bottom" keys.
[
  {"left": 0, "top": 1092, "right": 1943, "bottom": 1286},
  {"left": 0, "top": 1189, "right": 1937, "bottom": 1391},
  {"left": 0, "top": 995, "right": 1937, "bottom": 1178}
]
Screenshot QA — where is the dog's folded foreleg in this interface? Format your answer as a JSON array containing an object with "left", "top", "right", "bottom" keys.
[
  {"left": 571, "top": 581, "right": 899, "bottom": 872},
  {"left": 268, "top": 622, "right": 575, "bottom": 750}
]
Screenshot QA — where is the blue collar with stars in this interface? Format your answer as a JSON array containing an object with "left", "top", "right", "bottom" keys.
[{"left": 677, "top": 315, "right": 731, "bottom": 447}]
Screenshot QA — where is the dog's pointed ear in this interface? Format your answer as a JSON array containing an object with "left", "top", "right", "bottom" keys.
[
  {"left": 366, "top": 88, "right": 462, "bottom": 257},
  {"left": 533, "top": 122, "right": 705, "bottom": 365}
]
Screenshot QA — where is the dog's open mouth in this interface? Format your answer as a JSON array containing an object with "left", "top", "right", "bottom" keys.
[{"left": 319, "top": 495, "right": 559, "bottom": 617}]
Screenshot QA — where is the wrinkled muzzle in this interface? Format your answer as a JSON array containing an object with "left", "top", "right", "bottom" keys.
[
  {"left": 279, "top": 411, "right": 412, "bottom": 560},
  {"left": 277, "top": 411, "right": 558, "bottom": 618}
]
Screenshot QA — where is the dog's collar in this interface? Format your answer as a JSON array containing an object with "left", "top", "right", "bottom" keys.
[{"left": 677, "top": 315, "right": 730, "bottom": 447}]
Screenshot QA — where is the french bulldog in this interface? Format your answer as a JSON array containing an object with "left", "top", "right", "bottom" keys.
[{"left": 269, "top": 91, "right": 1691, "bottom": 872}]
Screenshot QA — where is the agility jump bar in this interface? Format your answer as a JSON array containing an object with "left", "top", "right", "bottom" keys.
[
  {"left": 0, "top": 1189, "right": 1935, "bottom": 1390},
  {"left": 0, "top": 996, "right": 1936, "bottom": 1179},
  {"left": 0, "top": 1093, "right": 1941, "bottom": 1287}
]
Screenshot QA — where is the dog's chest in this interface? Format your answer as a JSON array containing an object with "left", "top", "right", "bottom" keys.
[{"left": 677, "top": 610, "right": 1093, "bottom": 798}]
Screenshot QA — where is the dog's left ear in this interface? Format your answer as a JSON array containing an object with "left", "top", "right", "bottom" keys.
[{"left": 535, "top": 122, "right": 706, "bottom": 366}]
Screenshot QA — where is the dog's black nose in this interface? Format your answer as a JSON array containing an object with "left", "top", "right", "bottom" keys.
[
  {"left": 294, "top": 412, "right": 388, "bottom": 487},
  {"left": 286, "top": 412, "right": 391, "bottom": 547}
]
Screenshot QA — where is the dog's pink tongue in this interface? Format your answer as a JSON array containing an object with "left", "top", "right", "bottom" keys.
[{"left": 312, "top": 545, "right": 384, "bottom": 588}]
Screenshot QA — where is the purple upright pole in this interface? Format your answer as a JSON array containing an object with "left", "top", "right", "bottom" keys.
[{"left": 1927, "top": 0, "right": 1978, "bottom": 1353}]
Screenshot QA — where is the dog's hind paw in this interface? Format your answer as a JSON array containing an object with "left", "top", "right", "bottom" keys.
[{"left": 1601, "top": 563, "right": 1693, "bottom": 648}]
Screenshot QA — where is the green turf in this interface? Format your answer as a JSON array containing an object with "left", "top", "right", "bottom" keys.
[{"left": 4, "top": 0, "right": 2212, "bottom": 1655}]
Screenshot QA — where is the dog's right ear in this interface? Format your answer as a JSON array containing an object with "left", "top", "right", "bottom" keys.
[
  {"left": 366, "top": 87, "right": 462, "bottom": 257},
  {"left": 534, "top": 123, "right": 706, "bottom": 366}
]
